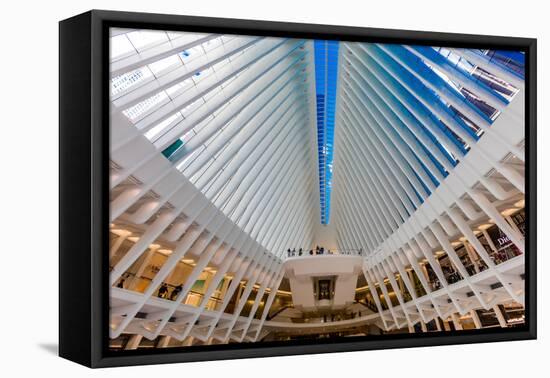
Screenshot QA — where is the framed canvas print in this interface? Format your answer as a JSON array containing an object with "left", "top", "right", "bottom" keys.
[{"left": 59, "top": 10, "right": 536, "bottom": 368}]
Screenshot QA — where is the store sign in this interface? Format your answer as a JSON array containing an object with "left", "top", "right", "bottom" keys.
[
  {"left": 496, "top": 235, "right": 512, "bottom": 247},
  {"left": 487, "top": 226, "right": 513, "bottom": 250}
]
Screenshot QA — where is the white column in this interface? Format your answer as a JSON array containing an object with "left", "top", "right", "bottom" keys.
[
  {"left": 128, "top": 246, "right": 159, "bottom": 290},
  {"left": 182, "top": 336, "right": 194, "bottom": 347},
  {"left": 493, "top": 306, "right": 508, "bottom": 328},
  {"left": 125, "top": 334, "right": 143, "bottom": 350},
  {"left": 481, "top": 229, "right": 499, "bottom": 254},
  {"left": 470, "top": 310, "right": 482, "bottom": 329},
  {"left": 236, "top": 283, "right": 245, "bottom": 304},
  {"left": 420, "top": 263, "right": 430, "bottom": 284},
  {"left": 505, "top": 215, "right": 523, "bottom": 237},
  {"left": 109, "top": 231, "right": 131, "bottom": 260},
  {"left": 461, "top": 241, "right": 479, "bottom": 273},
  {"left": 451, "top": 313, "right": 463, "bottom": 330},
  {"left": 470, "top": 191, "right": 525, "bottom": 253},
  {"left": 157, "top": 335, "right": 171, "bottom": 348},
  {"left": 219, "top": 277, "right": 231, "bottom": 301}
]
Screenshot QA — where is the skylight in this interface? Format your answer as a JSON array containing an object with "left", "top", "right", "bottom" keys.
[{"left": 314, "top": 40, "right": 339, "bottom": 225}]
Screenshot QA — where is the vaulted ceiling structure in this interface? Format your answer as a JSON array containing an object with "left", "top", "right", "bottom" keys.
[{"left": 108, "top": 28, "right": 526, "bottom": 347}]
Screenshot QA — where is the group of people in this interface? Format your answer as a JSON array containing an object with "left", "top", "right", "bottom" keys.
[
  {"left": 286, "top": 246, "right": 364, "bottom": 257},
  {"left": 287, "top": 246, "right": 333, "bottom": 257},
  {"left": 157, "top": 282, "right": 183, "bottom": 301}
]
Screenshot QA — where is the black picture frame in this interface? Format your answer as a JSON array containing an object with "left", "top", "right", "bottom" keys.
[{"left": 59, "top": 9, "right": 537, "bottom": 368}]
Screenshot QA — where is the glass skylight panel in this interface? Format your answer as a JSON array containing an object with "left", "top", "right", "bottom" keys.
[
  {"left": 435, "top": 120, "right": 469, "bottom": 156},
  {"left": 202, "top": 86, "right": 222, "bottom": 102},
  {"left": 166, "top": 31, "right": 188, "bottom": 40},
  {"left": 435, "top": 47, "right": 476, "bottom": 74},
  {"left": 446, "top": 51, "right": 461, "bottom": 66},
  {"left": 126, "top": 30, "right": 169, "bottom": 52},
  {"left": 436, "top": 47, "right": 452, "bottom": 59},
  {"left": 148, "top": 54, "right": 182, "bottom": 77},
  {"left": 433, "top": 46, "right": 517, "bottom": 108},
  {"left": 220, "top": 72, "right": 240, "bottom": 89},
  {"left": 426, "top": 63, "right": 462, "bottom": 95},
  {"left": 122, "top": 91, "right": 169, "bottom": 122},
  {"left": 459, "top": 113, "right": 486, "bottom": 137},
  {"left": 110, "top": 34, "right": 136, "bottom": 61},
  {"left": 485, "top": 50, "right": 525, "bottom": 78},
  {"left": 179, "top": 50, "right": 191, "bottom": 59},
  {"left": 182, "top": 45, "right": 203, "bottom": 60},
  {"left": 211, "top": 57, "right": 233, "bottom": 73},
  {"left": 411, "top": 47, "right": 499, "bottom": 135},
  {"left": 202, "top": 37, "right": 223, "bottom": 53},
  {"left": 144, "top": 113, "right": 182, "bottom": 141},
  {"left": 125, "top": 37, "right": 255, "bottom": 150},
  {"left": 190, "top": 68, "right": 211, "bottom": 85},
  {"left": 458, "top": 88, "right": 500, "bottom": 121},
  {"left": 471, "top": 67, "right": 519, "bottom": 102},
  {"left": 180, "top": 98, "right": 202, "bottom": 117},
  {"left": 165, "top": 78, "right": 194, "bottom": 99},
  {"left": 314, "top": 40, "right": 339, "bottom": 225},
  {"left": 195, "top": 66, "right": 214, "bottom": 81},
  {"left": 220, "top": 35, "right": 235, "bottom": 45},
  {"left": 456, "top": 57, "right": 474, "bottom": 74},
  {"left": 111, "top": 68, "right": 153, "bottom": 97}
]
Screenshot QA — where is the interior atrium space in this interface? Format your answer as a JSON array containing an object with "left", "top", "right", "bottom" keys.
[{"left": 108, "top": 28, "right": 527, "bottom": 350}]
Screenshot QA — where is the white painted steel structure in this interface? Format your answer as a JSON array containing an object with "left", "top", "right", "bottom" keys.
[
  {"left": 333, "top": 43, "right": 525, "bottom": 331},
  {"left": 108, "top": 28, "right": 526, "bottom": 348}
]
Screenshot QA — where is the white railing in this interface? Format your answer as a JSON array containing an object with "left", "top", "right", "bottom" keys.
[{"left": 284, "top": 248, "right": 364, "bottom": 259}]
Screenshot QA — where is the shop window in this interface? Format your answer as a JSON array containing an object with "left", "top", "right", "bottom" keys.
[
  {"left": 409, "top": 270, "right": 427, "bottom": 297},
  {"left": 511, "top": 209, "right": 526, "bottom": 236},
  {"left": 426, "top": 319, "right": 438, "bottom": 331},
  {"left": 485, "top": 224, "right": 522, "bottom": 263},
  {"left": 425, "top": 263, "right": 443, "bottom": 291},
  {"left": 436, "top": 255, "right": 463, "bottom": 284},
  {"left": 454, "top": 245, "right": 477, "bottom": 277},
  {"left": 318, "top": 279, "right": 332, "bottom": 300}
]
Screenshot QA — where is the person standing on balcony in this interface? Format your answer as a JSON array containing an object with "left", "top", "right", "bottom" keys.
[
  {"left": 171, "top": 283, "right": 183, "bottom": 300},
  {"left": 158, "top": 283, "right": 169, "bottom": 298}
]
